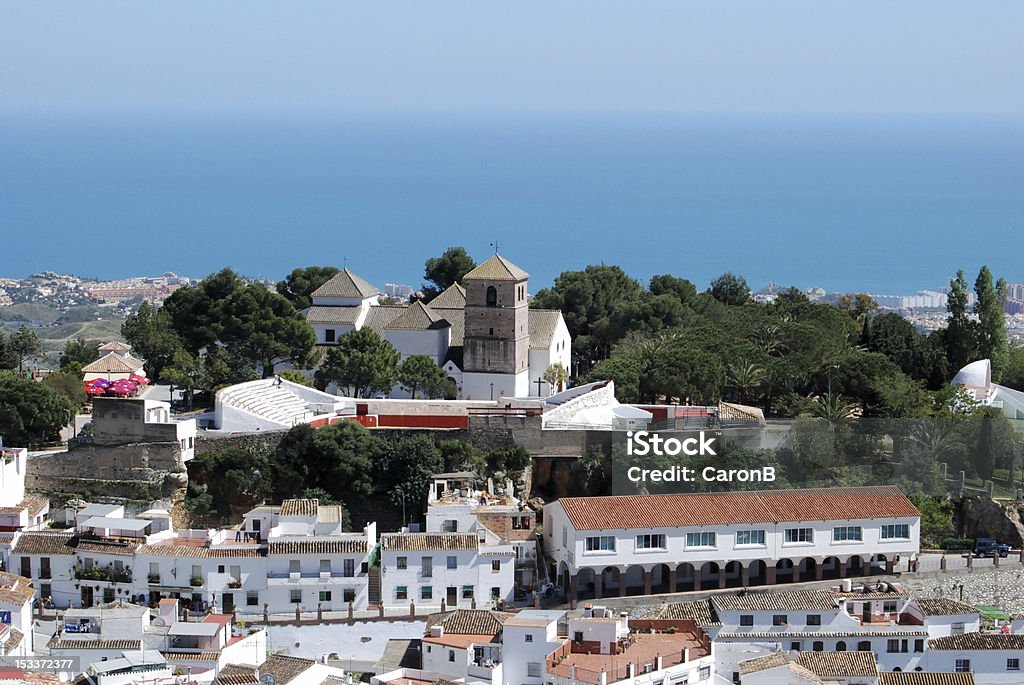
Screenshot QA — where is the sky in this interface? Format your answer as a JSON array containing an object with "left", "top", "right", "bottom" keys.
[{"left": 4, "top": 1, "right": 1024, "bottom": 116}]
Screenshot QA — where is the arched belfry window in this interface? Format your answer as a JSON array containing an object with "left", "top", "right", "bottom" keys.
[{"left": 486, "top": 286, "right": 497, "bottom": 307}]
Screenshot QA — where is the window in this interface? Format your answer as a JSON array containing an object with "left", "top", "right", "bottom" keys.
[
  {"left": 421, "top": 586, "right": 433, "bottom": 600},
  {"left": 486, "top": 286, "right": 497, "bottom": 307},
  {"left": 562, "top": 527, "right": 567, "bottom": 546},
  {"left": 343, "top": 559, "right": 355, "bottom": 577},
  {"left": 1008, "top": 659, "right": 1020, "bottom": 671},
  {"left": 527, "top": 663, "right": 541, "bottom": 678},
  {"left": 773, "top": 614, "right": 788, "bottom": 626},
  {"left": 289, "top": 559, "right": 300, "bottom": 575},
  {"left": 807, "top": 614, "right": 821, "bottom": 626},
  {"left": 491, "top": 587, "right": 500, "bottom": 599},
  {"left": 397, "top": 556, "right": 407, "bottom": 570},
  {"left": 699, "top": 665, "right": 710, "bottom": 681},
  {"left": 887, "top": 639, "right": 900, "bottom": 653},
  {"left": 785, "top": 528, "right": 813, "bottom": 543},
  {"left": 951, "top": 622, "right": 965, "bottom": 635},
  {"left": 833, "top": 526, "right": 862, "bottom": 542},
  {"left": 914, "top": 639, "right": 924, "bottom": 653},
  {"left": 857, "top": 641, "right": 871, "bottom": 652},
  {"left": 449, "top": 650, "right": 456, "bottom": 662},
  {"left": 396, "top": 586, "right": 408, "bottom": 600},
  {"left": 884, "top": 600, "right": 898, "bottom": 613},
  {"left": 954, "top": 660, "right": 971, "bottom": 673},
  {"left": 585, "top": 536, "right": 616, "bottom": 552},
  {"left": 344, "top": 589, "right": 355, "bottom": 603},
  {"left": 686, "top": 532, "right": 716, "bottom": 548},
  {"left": 836, "top": 641, "right": 847, "bottom": 651},
  {"left": 790, "top": 642, "right": 801, "bottom": 652},
  {"left": 525, "top": 634, "right": 534, "bottom": 643},
  {"left": 740, "top": 615, "right": 754, "bottom": 626},
  {"left": 491, "top": 560, "right": 501, "bottom": 572},
  {"left": 247, "top": 592, "right": 258, "bottom": 606},
  {"left": 325, "top": 328, "right": 336, "bottom": 343},
  {"left": 290, "top": 590, "right": 301, "bottom": 604},
  {"left": 447, "top": 556, "right": 457, "bottom": 570},
  {"left": 218, "top": 565, "right": 225, "bottom": 574},
  {"left": 635, "top": 533, "right": 667, "bottom": 550},
  {"left": 881, "top": 524, "right": 910, "bottom": 539},
  {"left": 422, "top": 557, "right": 432, "bottom": 577},
  {"left": 442, "top": 519, "right": 458, "bottom": 532},
  {"left": 462, "top": 585, "right": 474, "bottom": 599},
  {"left": 812, "top": 641, "right": 823, "bottom": 652},
  {"left": 319, "top": 591, "right": 332, "bottom": 602},
  {"left": 736, "top": 530, "right": 765, "bottom": 546}
]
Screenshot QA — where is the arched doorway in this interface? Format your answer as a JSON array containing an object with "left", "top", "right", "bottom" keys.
[
  {"left": 798, "top": 557, "right": 818, "bottom": 582},
  {"left": 576, "top": 568, "right": 597, "bottom": 600},
  {"left": 846, "top": 555, "right": 865, "bottom": 577},
  {"left": 724, "top": 560, "right": 744, "bottom": 588},
  {"left": 651, "top": 564, "right": 672, "bottom": 594},
  {"left": 822, "top": 556, "right": 843, "bottom": 580},
  {"left": 775, "top": 559, "right": 795, "bottom": 584},
  {"left": 675, "top": 563, "right": 696, "bottom": 592},
  {"left": 699, "top": 562, "right": 720, "bottom": 590},
  {"left": 601, "top": 567, "right": 622, "bottom": 597},
  {"left": 747, "top": 560, "right": 768, "bottom": 586},
  {"left": 623, "top": 565, "right": 646, "bottom": 596}
]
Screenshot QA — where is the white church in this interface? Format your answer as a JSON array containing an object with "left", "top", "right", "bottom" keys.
[
  {"left": 951, "top": 358, "right": 1024, "bottom": 419},
  {"left": 303, "top": 254, "right": 572, "bottom": 400}
]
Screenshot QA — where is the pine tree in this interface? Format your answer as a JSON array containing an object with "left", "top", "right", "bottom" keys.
[
  {"left": 974, "top": 266, "right": 1009, "bottom": 381},
  {"left": 944, "top": 270, "right": 975, "bottom": 372}
]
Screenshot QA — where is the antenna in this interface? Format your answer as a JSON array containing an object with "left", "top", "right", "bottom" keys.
[{"left": 490, "top": 241, "right": 499, "bottom": 255}]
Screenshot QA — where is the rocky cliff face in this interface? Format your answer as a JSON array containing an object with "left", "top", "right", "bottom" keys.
[{"left": 962, "top": 496, "right": 1024, "bottom": 546}]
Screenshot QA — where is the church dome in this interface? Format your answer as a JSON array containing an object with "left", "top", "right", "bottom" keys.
[{"left": 951, "top": 359, "right": 992, "bottom": 388}]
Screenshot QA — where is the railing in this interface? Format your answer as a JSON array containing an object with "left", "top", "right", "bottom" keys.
[{"left": 74, "top": 567, "right": 132, "bottom": 583}]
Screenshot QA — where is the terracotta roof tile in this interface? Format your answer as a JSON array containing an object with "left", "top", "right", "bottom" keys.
[
  {"left": 268, "top": 539, "right": 367, "bottom": 555},
  {"left": 138, "top": 543, "right": 264, "bottom": 558},
  {"left": 305, "top": 306, "right": 362, "bottom": 325},
  {"left": 528, "top": 310, "right": 563, "bottom": 349},
  {"left": 914, "top": 598, "right": 979, "bottom": 616},
  {"left": 879, "top": 674, "right": 976, "bottom": 685},
  {"left": 311, "top": 269, "right": 379, "bottom": 299},
  {"left": 385, "top": 301, "right": 450, "bottom": 331},
  {"left": 796, "top": 651, "right": 878, "bottom": 678},
  {"left": 654, "top": 599, "right": 721, "bottom": 626},
  {"left": 49, "top": 638, "right": 142, "bottom": 650},
  {"left": 362, "top": 306, "right": 407, "bottom": 336},
  {"left": 463, "top": 255, "right": 528, "bottom": 282},
  {"left": 12, "top": 532, "right": 75, "bottom": 556},
  {"left": 424, "top": 609, "right": 515, "bottom": 635},
  {"left": 712, "top": 590, "right": 841, "bottom": 613},
  {"left": 258, "top": 655, "right": 315, "bottom": 685},
  {"left": 928, "top": 633, "right": 1024, "bottom": 650},
  {"left": 718, "top": 629, "right": 929, "bottom": 639},
  {"left": 381, "top": 533, "right": 479, "bottom": 552},
  {"left": 83, "top": 352, "right": 145, "bottom": 374},
  {"left": 280, "top": 499, "right": 319, "bottom": 518},
  {"left": 739, "top": 652, "right": 789, "bottom": 675},
  {"left": 429, "top": 283, "right": 466, "bottom": 309},
  {"left": 558, "top": 486, "right": 919, "bottom": 530}
]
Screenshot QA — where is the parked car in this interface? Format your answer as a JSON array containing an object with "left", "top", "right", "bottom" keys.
[{"left": 974, "top": 538, "right": 1011, "bottom": 558}]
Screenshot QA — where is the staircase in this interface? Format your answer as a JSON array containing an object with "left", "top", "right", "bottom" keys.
[{"left": 367, "top": 567, "right": 381, "bottom": 607}]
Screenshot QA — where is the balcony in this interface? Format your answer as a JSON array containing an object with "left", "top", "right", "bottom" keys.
[{"left": 73, "top": 565, "right": 132, "bottom": 584}]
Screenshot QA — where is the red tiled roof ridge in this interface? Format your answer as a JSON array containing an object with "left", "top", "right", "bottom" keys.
[{"left": 558, "top": 486, "right": 918, "bottom": 530}]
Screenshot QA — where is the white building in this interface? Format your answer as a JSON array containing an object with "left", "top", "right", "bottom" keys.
[
  {"left": 924, "top": 634, "right": 1024, "bottom": 683},
  {"left": 89, "top": 397, "right": 196, "bottom": 463},
  {"left": 910, "top": 598, "right": 981, "bottom": 638},
  {"left": 544, "top": 486, "right": 921, "bottom": 603},
  {"left": 420, "top": 609, "right": 513, "bottom": 683},
  {"left": 0, "top": 571, "right": 35, "bottom": 658},
  {"left": 0, "top": 447, "right": 49, "bottom": 536},
  {"left": 425, "top": 472, "right": 539, "bottom": 588},
  {"left": 951, "top": 359, "right": 1024, "bottom": 420},
  {"left": 303, "top": 255, "right": 571, "bottom": 400},
  {"left": 379, "top": 532, "right": 515, "bottom": 612}
]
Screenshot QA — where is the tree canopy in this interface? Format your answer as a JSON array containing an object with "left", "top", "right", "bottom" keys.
[
  {"left": 0, "top": 376, "right": 75, "bottom": 446},
  {"left": 398, "top": 354, "right": 451, "bottom": 399},
  {"left": 276, "top": 266, "right": 340, "bottom": 310},
  {"left": 315, "top": 328, "right": 400, "bottom": 397},
  {"left": 423, "top": 247, "right": 476, "bottom": 301}
]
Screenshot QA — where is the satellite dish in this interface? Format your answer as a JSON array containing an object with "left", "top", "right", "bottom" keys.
[{"left": 261, "top": 674, "right": 277, "bottom": 685}]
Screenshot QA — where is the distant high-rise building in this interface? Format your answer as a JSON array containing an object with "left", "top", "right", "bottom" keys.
[{"left": 1006, "top": 282, "right": 1024, "bottom": 302}]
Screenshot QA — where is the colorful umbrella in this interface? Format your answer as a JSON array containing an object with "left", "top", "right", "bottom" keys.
[
  {"left": 84, "top": 384, "right": 106, "bottom": 396},
  {"left": 129, "top": 373, "right": 150, "bottom": 385},
  {"left": 90, "top": 378, "right": 112, "bottom": 389}
]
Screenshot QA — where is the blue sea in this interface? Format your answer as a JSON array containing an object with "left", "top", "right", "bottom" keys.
[{"left": 0, "top": 110, "right": 1021, "bottom": 293}]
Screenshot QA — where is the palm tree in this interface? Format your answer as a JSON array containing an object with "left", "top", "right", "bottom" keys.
[
  {"left": 810, "top": 392, "right": 859, "bottom": 422},
  {"left": 726, "top": 360, "right": 767, "bottom": 405},
  {"left": 751, "top": 325, "right": 785, "bottom": 357}
]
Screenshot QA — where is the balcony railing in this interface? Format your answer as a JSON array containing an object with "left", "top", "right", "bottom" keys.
[{"left": 74, "top": 566, "right": 132, "bottom": 583}]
